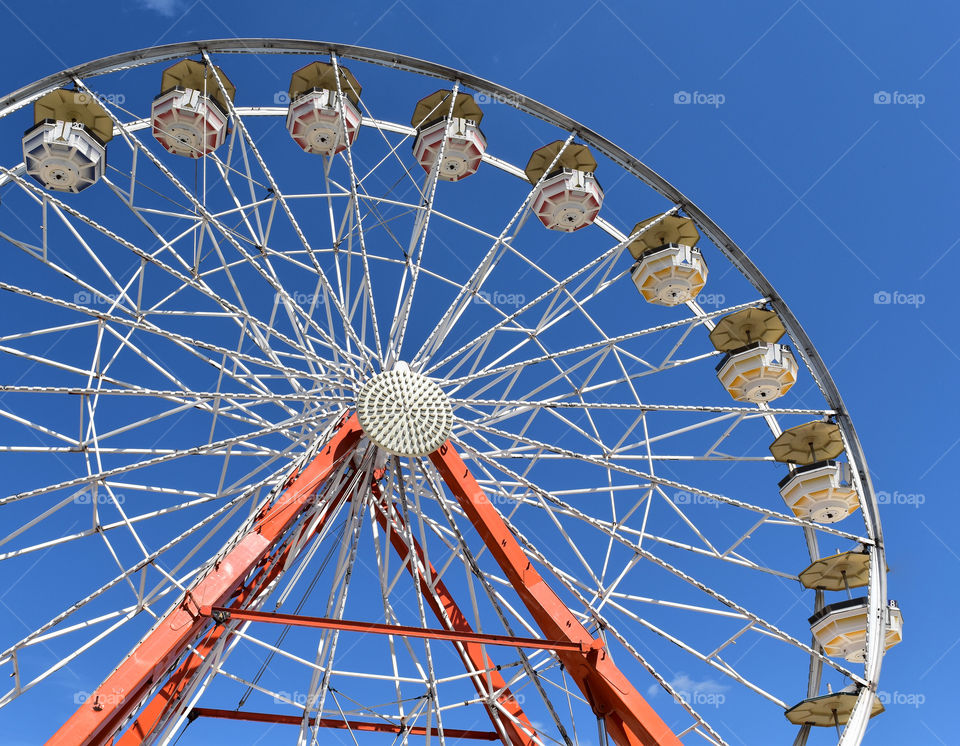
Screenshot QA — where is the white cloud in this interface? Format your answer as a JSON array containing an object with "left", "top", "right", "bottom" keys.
[{"left": 648, "top": 673, "right": 729, "bottom": 698}]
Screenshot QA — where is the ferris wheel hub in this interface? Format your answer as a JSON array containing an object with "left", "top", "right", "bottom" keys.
[{"left": 356, "top": 363, "right": 453, "bottom": 457}]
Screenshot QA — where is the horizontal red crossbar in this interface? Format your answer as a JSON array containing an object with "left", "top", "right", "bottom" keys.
[
  {"left": 189, "top": 707, "right": 500, "bottom": 739},
  {"left": 199, "top": 605, "right": 587, "bottom": 653}
]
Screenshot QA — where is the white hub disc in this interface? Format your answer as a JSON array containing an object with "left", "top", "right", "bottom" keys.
[{"left": 356, "top": 363, "right": 453, "bottom": 457}]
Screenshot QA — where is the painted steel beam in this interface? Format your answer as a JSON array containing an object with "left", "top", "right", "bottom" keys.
[
  {"left": 199, "top": 605, "right": 587, "bottom": 653},
  {"left": 189, "top": 707, "right": 501, "bottom": 739},
  {"left": 430, "top": 441, "right": 682, "bottom": 746}
]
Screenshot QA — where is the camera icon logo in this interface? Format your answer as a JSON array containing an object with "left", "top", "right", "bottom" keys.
[
  {"left": 674, "top": 91, "right": 691, "bottom": 105},
  {"left": 74, "top": 290, "right": 92, "bottom": 304},
  {"left": 873, "top": 91, "right": 891, "bottom": 104},
  {"left": 873, "top": 291, "right": 891, "bottom": 305},
  {"left": 273, "top": 91, "right": 290, "bottom": 105}
]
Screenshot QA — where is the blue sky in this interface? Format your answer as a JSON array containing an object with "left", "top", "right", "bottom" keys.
[{"left": 0, "top": 1, "right": 955, "bottom": 744}]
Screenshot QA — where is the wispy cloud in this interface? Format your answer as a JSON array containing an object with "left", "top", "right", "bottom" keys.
[{"left": 135, "top": 0, "right": 182, "bottom": 16}]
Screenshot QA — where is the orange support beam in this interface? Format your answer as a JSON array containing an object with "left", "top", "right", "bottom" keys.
[
  {"left": 47, "top": 414, "right": 364, "bottom": 746},
  {"left": 114, "top": 617, "right": 225, "bottom": 745},
  {"left": 112, "top": 434, "right": 537, "bottom": 746},
  {"left": 429, "top": 442, "right": 682, "bottom": 746}
]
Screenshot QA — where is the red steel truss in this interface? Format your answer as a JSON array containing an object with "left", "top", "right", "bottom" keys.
[
  {"left": 48, "top": 418, "right": 679, "bottom": 746},
  {"left": 188, "top": 707, "right": 500, "bottom": 739},
  {"left": 48, "top": 414, "right": 364, "bottom": 746}
]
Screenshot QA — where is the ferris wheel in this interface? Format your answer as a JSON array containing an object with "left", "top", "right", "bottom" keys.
[{"left": 0, "top": 40, "right": 900, "bottom": 745}]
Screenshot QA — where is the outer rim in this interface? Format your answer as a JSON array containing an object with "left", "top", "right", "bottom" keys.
[{"left": 0, "top": 39, "right": 886, "bottom": 743}]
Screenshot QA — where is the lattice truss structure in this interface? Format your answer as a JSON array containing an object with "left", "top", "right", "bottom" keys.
[{"left": 0, "top": 42, "right": 889, "bottom": 746}]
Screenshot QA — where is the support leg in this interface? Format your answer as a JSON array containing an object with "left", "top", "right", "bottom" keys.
[{"left": 430, "top": 442, "right": 681, "bottom": 746}]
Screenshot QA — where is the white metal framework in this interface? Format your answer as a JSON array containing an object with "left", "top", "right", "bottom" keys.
[{"left": 0, "top": 40, "right": 888, "bottom": 746}]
